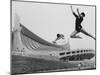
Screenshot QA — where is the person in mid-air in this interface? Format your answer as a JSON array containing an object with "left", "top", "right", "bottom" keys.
[{"left": 70, "top": 6, "right": 95, "bottom": 40}]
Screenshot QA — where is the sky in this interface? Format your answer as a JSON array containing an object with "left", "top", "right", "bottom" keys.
[{"left": 12, "top": 1, "right": 96, "bottom": 50}]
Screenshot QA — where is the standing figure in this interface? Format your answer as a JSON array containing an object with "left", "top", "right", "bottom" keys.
[{"left": 70, "top": 6, "right": 95, "bottom": 40}]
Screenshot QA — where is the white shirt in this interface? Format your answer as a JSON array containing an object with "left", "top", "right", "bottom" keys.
[{"left": 54, "top": 38, "right": 67, "bottom": 45}]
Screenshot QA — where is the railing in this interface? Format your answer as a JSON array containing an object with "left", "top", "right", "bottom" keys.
[{"left": 59, "top": 49, "right": 94, "bottom": 57}]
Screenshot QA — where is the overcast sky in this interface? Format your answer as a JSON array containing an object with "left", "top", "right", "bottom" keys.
[{"left": 12, "top": 1, "right": 95, "bottom": 50}]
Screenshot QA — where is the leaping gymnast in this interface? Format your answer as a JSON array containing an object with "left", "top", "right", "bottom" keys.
[{"left": 70, "top": 6, "right": 95, "bottom": 40}]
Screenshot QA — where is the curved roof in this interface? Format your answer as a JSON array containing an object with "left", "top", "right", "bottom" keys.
[{"left": 20, "top": 24, "right": 66, "bottom": 49}]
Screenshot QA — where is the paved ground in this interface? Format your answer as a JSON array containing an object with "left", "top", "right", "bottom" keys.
[{"left": 11, "top": 55, "right": 95, "bottom": 75}]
